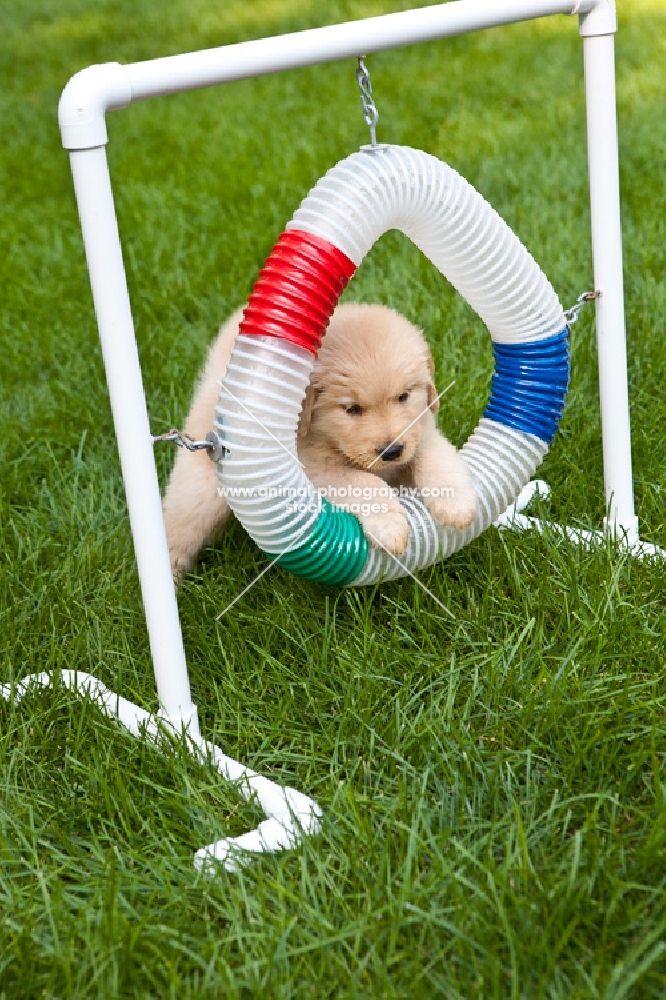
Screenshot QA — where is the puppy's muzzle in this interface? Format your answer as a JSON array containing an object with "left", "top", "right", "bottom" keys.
[{"left": 376, "top": 442, "right": 404, "bottom": 462}]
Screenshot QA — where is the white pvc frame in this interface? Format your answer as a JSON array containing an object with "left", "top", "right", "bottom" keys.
[{"left": 5, "top": 0, "right": 664, "bottom": 871}]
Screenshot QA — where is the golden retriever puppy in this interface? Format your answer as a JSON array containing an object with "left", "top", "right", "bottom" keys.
[{"left": 163, "top": 303, "right": 477, "bottom": 578}]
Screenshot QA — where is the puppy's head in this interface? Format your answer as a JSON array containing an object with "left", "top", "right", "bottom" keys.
[{"left": 298, "top": 304, "right": 439, "bottom": 471}]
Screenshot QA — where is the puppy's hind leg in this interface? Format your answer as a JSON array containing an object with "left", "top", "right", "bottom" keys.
[
  {"left": 163, "top": 448, "right": 231, "bottom": 580},
  {"left": 163, "top": 308, "right": 242, "bottom": 579}
]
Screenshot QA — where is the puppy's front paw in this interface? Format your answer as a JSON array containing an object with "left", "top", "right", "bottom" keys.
[
  {"left": 426, "top": 485, "right": 478, "bottom": 530},
  {"left": 360, "top": 506, "right": 410, "bottom": 555}
]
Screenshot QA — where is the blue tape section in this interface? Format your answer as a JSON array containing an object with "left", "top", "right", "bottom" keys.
[{"left": 483, "top": 328, "right": 570, "bottom": 444}]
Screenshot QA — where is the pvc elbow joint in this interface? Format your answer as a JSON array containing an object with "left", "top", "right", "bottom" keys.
[
  {"left": 58, "top": 62, "right": 132, "bottom": 150},
  {"left": 579, "top": 0, "right": 617, "bottom": 36}
]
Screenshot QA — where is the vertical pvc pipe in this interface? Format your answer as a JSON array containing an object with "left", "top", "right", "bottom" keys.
[
  {"left": 581, "top": 6, "right": 638, "bottom": 541},
  {"left": 68, "top": 146, "right": 199, "bottom": 734}
]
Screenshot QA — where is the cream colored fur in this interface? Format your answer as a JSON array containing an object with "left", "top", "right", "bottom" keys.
[{"left": 163, "top": 303, "right": 477, "bottom": 578}]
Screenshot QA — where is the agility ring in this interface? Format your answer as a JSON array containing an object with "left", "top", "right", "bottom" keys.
[{"left": 213, "top": 145, "right": 570, "bottom": 586}]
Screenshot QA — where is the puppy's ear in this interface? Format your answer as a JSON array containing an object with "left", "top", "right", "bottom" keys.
[
  {"left": 298, "top": 376, "right": 321, "bottom": 437},
  {"left": 425, "top": 344, "right": 439, "bottom": 412}
]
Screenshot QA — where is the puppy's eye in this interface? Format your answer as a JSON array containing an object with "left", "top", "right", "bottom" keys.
[
  {"left": 398, "top": 392, "right": 409, "bottom": 403},
  {"left": 345, "top": 404, "right": 363, "bottom": 416}
]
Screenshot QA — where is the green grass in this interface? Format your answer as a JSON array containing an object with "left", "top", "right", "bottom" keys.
[{"left": 1, "top": 0, "right": 665, "bottom": 996}]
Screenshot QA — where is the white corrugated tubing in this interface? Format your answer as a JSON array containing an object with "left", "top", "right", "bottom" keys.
[{"left": 214, "top": 145, "right": 566, "bottom": 584}]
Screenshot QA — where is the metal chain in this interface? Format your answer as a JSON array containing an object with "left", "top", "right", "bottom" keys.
[
  {"left": 356, "top": 57, "right": 379, "bottom": 147},
  {"left": 564, "top": 289, "right": 601, "bottom": 325}
]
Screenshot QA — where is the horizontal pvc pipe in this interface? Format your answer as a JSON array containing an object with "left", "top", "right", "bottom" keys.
[
  {"left": 58, "top": 0, "right": 598, "bottom": 149},
  {"left": 126, "top": 1, "right": 595, "bottom": 101}
]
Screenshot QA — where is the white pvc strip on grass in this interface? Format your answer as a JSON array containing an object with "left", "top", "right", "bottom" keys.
[{"left": 0, "top": 672, "right": 321, "bottom": 873}]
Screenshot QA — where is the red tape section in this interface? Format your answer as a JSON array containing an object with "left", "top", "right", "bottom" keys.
[{"left": 239, "top": 230, "right": 357, "bottom": 355}]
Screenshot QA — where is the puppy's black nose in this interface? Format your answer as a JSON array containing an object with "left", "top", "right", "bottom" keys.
[{"left": 377, "top": 443, "right": 404, "bottom": 462}]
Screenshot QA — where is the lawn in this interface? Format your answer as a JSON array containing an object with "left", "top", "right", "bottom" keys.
[{"left": 0, "top": 0, "right": 665, "bottom": 997}]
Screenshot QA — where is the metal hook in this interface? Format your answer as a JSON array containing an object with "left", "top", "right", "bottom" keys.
[
  {"left": 152, "top": 428, "right": 225, "bottom": 462},
  {"left": 564, "top": 290, "right": 601, "bottom": 325}
]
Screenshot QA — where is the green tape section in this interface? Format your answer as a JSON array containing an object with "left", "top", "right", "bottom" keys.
[{"left": 266, "top": 497, "right": 368, "bottom": 586}]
